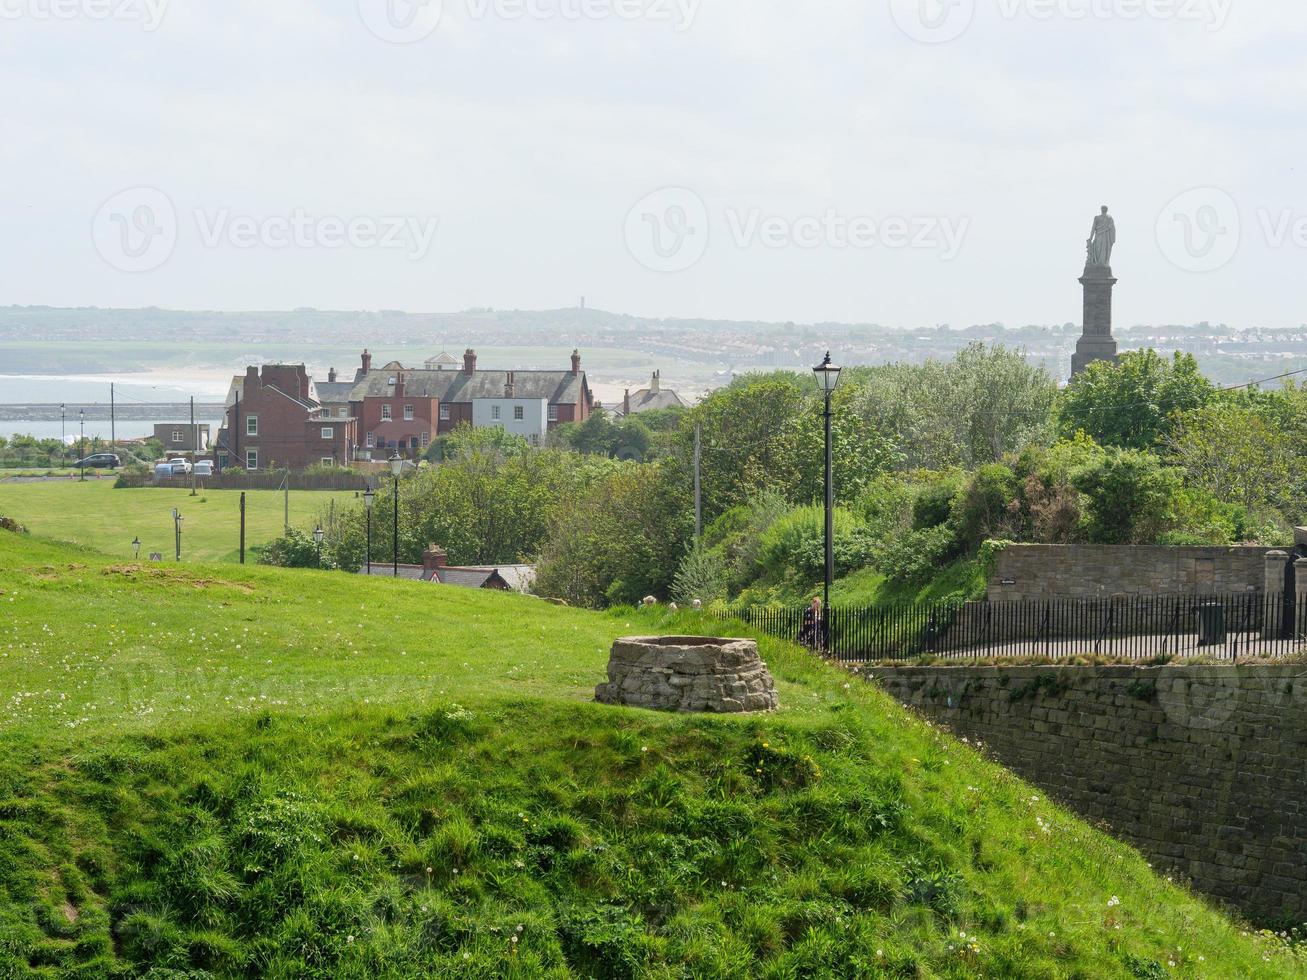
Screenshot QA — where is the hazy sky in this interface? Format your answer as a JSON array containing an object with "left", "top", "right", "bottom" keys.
[{"left": 3, "top": 0, "right": 1305, "bottom": 328}]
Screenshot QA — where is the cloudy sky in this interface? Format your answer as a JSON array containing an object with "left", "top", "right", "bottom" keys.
[{"left": 2, "top": 0, "right": 1304, "bottom": 328}]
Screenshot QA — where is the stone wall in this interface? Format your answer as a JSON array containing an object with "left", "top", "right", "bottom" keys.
[
  {"left": 989, "top": 544, "right": 1274, "bottom": 602},
  {"left": 596, "top": 636, "right": 779, "bottom": 714},
  {"left": 865, "top": 664, "right": 1307, "bottom": 923}
]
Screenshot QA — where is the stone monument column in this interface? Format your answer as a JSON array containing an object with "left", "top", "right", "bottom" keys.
[{"left": 1072, "top": 206, "right": 1121, "bottom": 377}]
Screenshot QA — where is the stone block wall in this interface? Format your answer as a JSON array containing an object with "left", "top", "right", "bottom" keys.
[
  {"left": 596, "top": 636, "right": 779, "bottom": 714},
  {"left": 989, "top": 545, "right": 1274, "bottom": 602},
  {"left": 865, "top": 664, "right": 1307, "bottom": 924}
]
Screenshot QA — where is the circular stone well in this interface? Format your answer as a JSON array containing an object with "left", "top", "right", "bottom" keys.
[{"left": 595, "top": 636, "right": 779, "bottom": 714}]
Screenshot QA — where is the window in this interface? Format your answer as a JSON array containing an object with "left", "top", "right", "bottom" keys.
[
  {"left": 420, "top": 432, "right": 430, "bottom": 447},
  {"left": 381, "top": 405, "right": 392, "bottom": 421},
  {"left": 321, "top": 427, "right": 334, "bottom": 439},
  {"left": 387, "top": 376, "right": 397, "bottom": 386},
  {"left": 245, "top": 449, "right": 258, "bottom": 470},
  {"left": 246, "top": 415, "right": 258, "bottom": 436},
  {"left": 339, "top": 408, "right": 347, "bottom": 418},
  {"left": 171, "top": 429, "right": 182, "bottom": 443},
  {"left": 366, "top": 432, "right": 375, "bottom": 448},
  {"left": 217, "top": 452, "right": 229, "bottom": 468},
  {"left": 547, "top": 405, "right": 559, "bottom": 422},
  {"left": 404, "top": 404, "right": 414, "bottom": 421},
  {"left": 320, "top": 457, "right": 335, "bottom": 467},
  {"left": 439, "top": 404, "right": 450, "bottom": 420},
  {"left": 491, "top": 405, "right": 502, "bottom": 420},
  {"left": 513, "top": 405, "right": 524, "bottom": 421},
  {"left": 409, "top": 436, "right": 419, "bottom": 449}
]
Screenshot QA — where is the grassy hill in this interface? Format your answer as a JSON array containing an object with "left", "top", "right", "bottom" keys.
[
  {"left": 0, "top": 482, "right": 353, "bottom": 563},
  {"left": 0, "top": 528, "right": 1300, "bottom": 977}
]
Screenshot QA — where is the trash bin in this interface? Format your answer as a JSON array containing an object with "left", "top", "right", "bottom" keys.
[{"left": 1197, "top": 602, "right": 1226, "bottom": 647}]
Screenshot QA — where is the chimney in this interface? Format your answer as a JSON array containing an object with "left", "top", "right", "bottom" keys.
[
  {"left": 464, "top": 348, "right": 477, "bottom": 375},
  {"left": 504, "top": 370, "right": 515, "bottom": 398},
  {"left": 623, "top": 388, "right": 631, "bottom": 415},
  {"left": 245, "top": 365, "right": 259, "bottom": 388},
  {"left": 650, "top": 370, "right": 660, "bottom": 394},
  {"left": 571, "top": 349, "right": 581, "bottom": 376},
  {"left": 328, "top": 367, "right": 337, "bottom": 383},
  {"left": 422, "top": 544, "right": 448, "bottom": 575},
  {"left": 361, "top": 349, "right": 372, "bottom": 374}
]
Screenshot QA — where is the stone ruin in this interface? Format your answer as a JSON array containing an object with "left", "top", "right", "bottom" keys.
[{"left": 595, "top": 636, "right": 779, "bottom": 714}]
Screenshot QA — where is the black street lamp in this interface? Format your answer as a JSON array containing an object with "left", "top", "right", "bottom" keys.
[
  {"left": 60, "top": 404, "right": 66, "bottom": 443},
  {"left": 363, "top": 488, "right": 376, "bottom": 575},
  {"left": 313, "top": 525, "right": 324, "bottom": 568},
  {"left": 78, "top": 409, "right": 85, "bottom": 481},
  {"left": 172, "top": 508, "right": 184, "bottom": 562},
  {"left": 812, "top": 351, "right": 842, "bottom": 654},
  {"left": 132, "top": 536, "right": 141, "bottom": 560},
  {"left": 389, "top": 453, "right": 403, "bottom": 578}
]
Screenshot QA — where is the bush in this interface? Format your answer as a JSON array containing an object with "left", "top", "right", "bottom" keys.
[
  {"left": 258, "top": 527, "right": 334, "bottom": 569},
  {"left": 756, "top": 505, "right": 875, "bottom": 585},
  {"left": 672, "top": 541, "right": 729, "bottom": 605},
  {"left": 872, "top": 524, "right": 961, "bottom": 585}
]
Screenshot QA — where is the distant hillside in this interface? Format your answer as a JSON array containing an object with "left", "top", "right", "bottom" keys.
[
  {"left": 0, "top": 528, "right": 1301, "bottom": 976},
  {"left": 4, "top": 305, "right": 1307, "bottom": 384}
]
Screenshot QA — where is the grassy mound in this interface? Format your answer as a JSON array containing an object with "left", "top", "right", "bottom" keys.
[{"left": 0, "top": 531, "right": 1300, "bottom": 977}]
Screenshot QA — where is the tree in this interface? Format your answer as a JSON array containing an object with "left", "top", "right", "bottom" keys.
[
  {"left": 850, "top": 343, "right": 1057, "bottom": 469},
  {"left": 1071, "top": 448, "right": 1183, "bottom": 544},
  {"left": 1059, "top": 349, "right": 1214, "bottom": 450},
  {"left": 1167, "top": 401, "right": 1296, "bottom": 518}
]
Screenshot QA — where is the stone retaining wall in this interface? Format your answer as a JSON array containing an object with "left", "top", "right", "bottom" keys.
[{"left": 865, "top": 664, "right": 1307, "bottom": 924}]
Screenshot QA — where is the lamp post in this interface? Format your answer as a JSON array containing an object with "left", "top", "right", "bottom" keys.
[
  {"left": 78, "top": 409, "right": 85, "bottom": 481},
  {"left": 172, "top": 508, "right": 183, "bottom": 562},
  {"left": 60, "top": 404, "right": 66, "bottom": 443},
  {"left": 389, "top": 452, "right": 403, "bottom": 578},
  {"left": 363, "top": 488, "right": 376, "bottom": 575},
  {"left": 132, "top": 536, "right": 141, "bottom": 560},
  {"left": 812, "top": 351, "right": 842, "bottom": 654},
  {"left": 313, "top": 525, "right": 324, "bottom": 568}
]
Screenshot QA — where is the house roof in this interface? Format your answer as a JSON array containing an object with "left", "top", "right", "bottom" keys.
[
  {"left": 349, "top": 369, "right": 587, "bottom": 406},
  {"left": 358, "top": 564, "right": 427, "bottom": 580},
  {"left": 424, "top": 352, "right": 460, "bottom": 368},
  {"left": 457, "top": 564, "right": 535, "bottom": 592},
  {"left": 314, "top": 381, "right": 355, "bottom": 404},
  {"left": 621, "top": 388, "right": 687, "bottom": 415},
  {"left": 432, "top": 567, "right": 510, "bottom": 589}
]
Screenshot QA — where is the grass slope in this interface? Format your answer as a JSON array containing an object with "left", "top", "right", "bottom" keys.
[
  {"left": 0, "top": 482, "right": 354, "bottom": 563},
  {"left": 0, "top": 529, "right": 1299, "bottom": 978}
]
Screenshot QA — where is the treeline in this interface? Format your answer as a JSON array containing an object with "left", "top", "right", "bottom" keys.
[{"left": 297, "top": 345, "right": 1307, "bottom": 608}]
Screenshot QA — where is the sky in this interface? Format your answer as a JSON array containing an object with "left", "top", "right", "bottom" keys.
[{"left": 2, "top": 0, "right": 1305, "bottom": 329}]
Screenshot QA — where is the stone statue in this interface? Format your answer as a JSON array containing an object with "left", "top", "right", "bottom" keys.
[{"left": 1086, "top": 205, "right": 1116, "bottom": 268}]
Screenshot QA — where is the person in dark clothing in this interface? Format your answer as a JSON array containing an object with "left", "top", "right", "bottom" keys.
[{"left": 797, "top": 596, "right": 825, "bottom": 650}]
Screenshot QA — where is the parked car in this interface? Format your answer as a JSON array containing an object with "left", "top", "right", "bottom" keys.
[
  {"left": 153, "top": 461, "right": 175, "bottom": 480},
  {"left": 168, "top": 459, "right": 192, "bottom": 476},
  {"left": 193, "top": 460, "right": 214, "bottom": 477},
  {"left": 75, "top": 453, "right": 121, "bottom": 469}
]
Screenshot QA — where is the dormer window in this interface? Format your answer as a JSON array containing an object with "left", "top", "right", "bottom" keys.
[{"left": 388, "top": 376, "right": 397, "bottom": 386}]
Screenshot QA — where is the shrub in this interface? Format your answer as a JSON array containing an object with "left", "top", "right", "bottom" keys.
[
  {"left": 258, "top": 527, "right": 333, "bottom": 569},
  {"left": 756, "top": 505, "right": 874, "bottom": 585},
  {"left": 672, "top": 541, "right": 729, "bottom": 605}
]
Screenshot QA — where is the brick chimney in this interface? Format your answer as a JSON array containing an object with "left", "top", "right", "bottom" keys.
[
  {"left": 361, "top": 349, "right": 372, "bottom": 374},
  {"left": 650, "top": 370, "right": 660, "bottom": 394},
  {"left": 328, "top": 367, "right": 337, "bottom": 383},
  {"left": 422, "top": 544, "right": 448, "bottom": 575},
  {"left": 623, "top": 388, "right": 631, "bottom": 415},
  {"left": 464, "top": 349, "right": 477, "bottom": 375},
  {"left": 571, "top": 349, "right": 581, "bottom": 375},
  {"left": 504, "top": 370, "right": 515, "bottom": 398}
]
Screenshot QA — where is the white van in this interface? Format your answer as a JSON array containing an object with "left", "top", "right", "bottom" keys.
[{"left": 193, "top": 460, "right": 214, "bottom": 477}]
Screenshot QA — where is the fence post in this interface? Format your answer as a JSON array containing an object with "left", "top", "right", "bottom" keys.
[{"left": 1263, "top": 551, "right": 1291, "bottom": 638}]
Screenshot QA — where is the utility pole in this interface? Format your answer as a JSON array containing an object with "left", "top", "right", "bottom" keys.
[
  {"left": 239, "top": 492, "right": 246, "bottom": 564},
  {"left": 190, "top": 396, "right": 197, "bottom": 496},
  {"left": 693, "top": 423, "right": 702, "bottom": 539},
  {"left": 284, "top": 473, "right": 289, "bottom": 531},
  {"left": 110, "top": 384, "right": 115, "bottom": 451}
]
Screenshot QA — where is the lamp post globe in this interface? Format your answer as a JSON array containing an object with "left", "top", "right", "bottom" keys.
[
  {"left": 313, "top": 525, "right": 324, "bottom": 568},
  {"left": 812, "top": 351, "right": 842, "bottom": 655}
]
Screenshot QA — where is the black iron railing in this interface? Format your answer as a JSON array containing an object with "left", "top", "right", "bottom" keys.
[{"left": 714, "top": 592, "right": 1307, "bottom": 663}]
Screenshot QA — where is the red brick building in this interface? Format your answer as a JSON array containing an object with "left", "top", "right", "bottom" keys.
[
  {"left": 349, "top": 348, "right": 593, "bottom": 459},
  {"left": 214, "top": 365, "right": 357, "bottom": 471}
]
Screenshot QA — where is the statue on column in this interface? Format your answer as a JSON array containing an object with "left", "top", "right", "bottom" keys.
[{"left": 1086, "top": 205, "right": 1116, "bottom": 268}]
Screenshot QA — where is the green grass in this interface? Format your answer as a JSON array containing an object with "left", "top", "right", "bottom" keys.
[
  {"left": 0, "top": 481, "right": 355, "bottom": 563},
  {"left": 0, "top": 528, "right": 1301, "bottom": 978}
]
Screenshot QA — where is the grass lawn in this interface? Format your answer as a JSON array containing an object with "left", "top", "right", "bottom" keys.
[
  {"left": 0, "top": 528, "right": 1301, "bottom": 977},
  {"left": 0, "top": 481, "right": 355, "bottom": 562}
]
